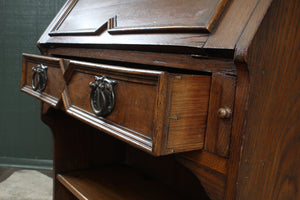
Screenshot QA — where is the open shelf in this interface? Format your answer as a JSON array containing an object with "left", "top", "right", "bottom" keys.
[{"left": 57, "top": 165, "right": 185, "bottom": 200}]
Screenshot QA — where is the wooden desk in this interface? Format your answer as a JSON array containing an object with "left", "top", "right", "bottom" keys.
[{"left": 20, "top": 0, "right": 299, "bottom": 199}]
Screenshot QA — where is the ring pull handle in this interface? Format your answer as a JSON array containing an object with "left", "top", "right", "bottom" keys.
[
  {"left": 32, "top": 64, "right": 48, "bottom": 93},
  {"left": 89, "top": 76, "right": 117, "bottom": 117}
]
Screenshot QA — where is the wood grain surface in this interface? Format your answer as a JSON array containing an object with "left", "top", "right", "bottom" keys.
[
  {"left": 177, "top": 151, "right": 227, "bottom": 200},
  {"left": 166, "top": 74, "right": 211, "bottom": 153},
  {"left": 57, "top": 166, "right": 186, "bottom": 200},
  {"left": 205, "top": 0, "right": 260, "bottom": 49},
  {"left": 205, "top": 73, "right": 236, "bottom": 157},
  {"left": 47, "top": 47, "right": 236, "bottom": 74},
  {"left": 19, "top": 0, "right": 300, "bottom": 199},
  {"left": 62, "top": 60, "right": 211, "bottom": 155},
  {"left": 54, "top": 0, "right": 227, "bottom": 34},
  {"left": 236, "top": 0, "right": 300, "bottom": 199},
  {"left": 224, "top": 68, "right": 250, "bottom": 200},
  {"left": 21, "top": 54, "right": 65, "bottom": 107}
]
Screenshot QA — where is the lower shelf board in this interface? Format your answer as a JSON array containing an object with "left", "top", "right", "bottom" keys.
[{"left": 57, "top": 165, "right": 184, "bottom": 200}]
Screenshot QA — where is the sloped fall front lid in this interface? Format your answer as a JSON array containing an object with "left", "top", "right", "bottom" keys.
[
  {"left": 38, "top": 0, "right": 272, "bottom": 55},
  {"left": 49, "top": 0, "right": 228, "bottom": 36}
]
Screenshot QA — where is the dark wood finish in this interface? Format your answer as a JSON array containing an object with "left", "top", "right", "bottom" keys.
[
  {"left": 51, "top": 0, "right": 228, "bottom": 35},
  {"left": 63, "top": 61, "right": 161, "bottom": 153},
  {"left": 57, "top": 165, "right": 186, "bottom": 200},
  {"left": 223, "top": 67, "right": 249, "bottom": 200},
  {"left": 55, "top": 181, "right": 78, "bottom": 200},
  {"left": 41, "top": 103, "right": 210, "bottom": 200},
  {"left": 20, "top": 53, "right": 65, "bottom": 108},
  {"left": 39, "top": 0, "right": 212, "bottom": 49},
  {"left": 45, "top": 32, "right": 209, "bottom": 50},
  {"left": 179, "top": 151, "right": 227, "bottom": 175},
  {"left": 62, "top": 60, "right": 211, "bottom": 155},
  {"left": 125, "top": 146, "right": 210, "bottom": 200},
  {"left": 37, "top": 0, "right": 273, "bottom": 54},
  {"left": 205, "top": 73, "right": 236, "bottom": 157},
  {"left": 234, "top": 0, "right": 273, "bottom": 61},
  {"left": 235, "top": 0, "right": 300, "bottom": 199},
  {"left": 204, "top": 0, "right": 270, "bottom": 50},
  {"left": 177, "top": 152, "right": 227, "bottom": 200},
  {"left": 107, "top": 0, "right": 229, "bottom": 34},
  {"left": 41, "top": 104, "right": 127, "bottom": 200},
  {"left": 47, "top": 47, "right": 237, "bottom": 74},
  {"left": 41, "top": 105, "right": 126, "bottom": 174},
  {"left": 20, "top": 0, "right": 299, "bottom": 199},
  {"left": 177, "top": 151, "right": 228, "bottom": 200}
]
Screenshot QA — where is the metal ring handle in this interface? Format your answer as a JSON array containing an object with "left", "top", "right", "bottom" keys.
[
  {"left": 89, "top": 76, "right": 117, "bottom": 117},
  {"left": 32, "top": 70, "right": 39, "bottom": 91},
  {"left": 90, "top": 86, "right": 108, "bottom": 116},
  {"left": 32, "top": 64, "right": 48, "bottom": 92}
]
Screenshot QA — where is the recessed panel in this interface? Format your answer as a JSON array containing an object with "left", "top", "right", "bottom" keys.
[{"left": 50, "top": 0, "right": 229, "bottom": 36}]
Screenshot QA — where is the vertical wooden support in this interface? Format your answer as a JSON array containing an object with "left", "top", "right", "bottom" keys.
[{"left": 205, "top": 73, "right": 236, "bottom": 157}]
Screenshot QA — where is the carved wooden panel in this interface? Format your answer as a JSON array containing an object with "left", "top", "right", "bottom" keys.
[
  {"left": 20, "top": 53, "right": 65, "bottom": 108},
  {"left": 49, "top": 0, "right": 229, "bottom": 36}
]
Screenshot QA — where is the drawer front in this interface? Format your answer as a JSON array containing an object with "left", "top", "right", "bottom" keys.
[
  {"left": 20, "top": 53, "right": 65, "bottom": 107},
  {"left": 63, "top": 60, "right": 211, "bottom": 155}
]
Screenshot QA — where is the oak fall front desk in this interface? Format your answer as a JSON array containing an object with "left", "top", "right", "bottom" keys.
[{"left": 20, "top": 0, "right": 299, "bottom": 200}]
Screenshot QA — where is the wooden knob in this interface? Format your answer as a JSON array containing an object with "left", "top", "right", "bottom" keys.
[{"left": 217, "top": 107, "right": 232, "bottom": 119}]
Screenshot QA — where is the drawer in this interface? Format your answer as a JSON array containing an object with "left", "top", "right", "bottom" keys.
[
  {"left": 62, "top": 60, "right": 211, "bottom": 156},
  {"left": 20, "top": 53, "right": 65, "bottom": 107}
]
